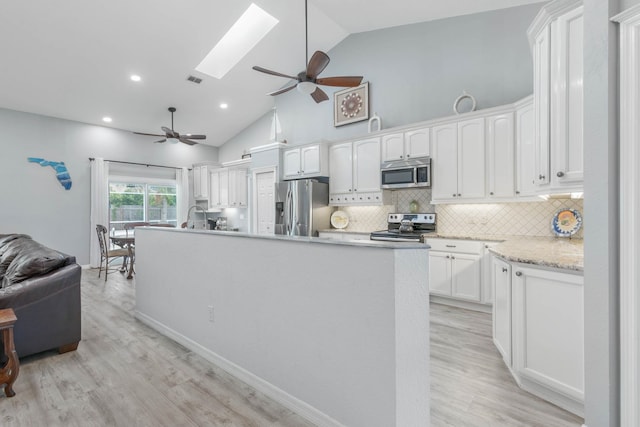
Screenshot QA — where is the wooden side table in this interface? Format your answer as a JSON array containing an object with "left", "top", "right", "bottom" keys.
[{"left": 0, "top": 308, "right": 19, "bottom": 397}]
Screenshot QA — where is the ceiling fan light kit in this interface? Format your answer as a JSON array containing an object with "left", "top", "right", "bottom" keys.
[
  {"left": 133, "top": 107, "right": 206, "bottom": 146},
  {"left": 252, "top": 0, "right": 364, "bottom": 103}
]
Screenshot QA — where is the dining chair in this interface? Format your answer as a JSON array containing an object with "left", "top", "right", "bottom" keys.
[
  {"left": 96, "top": 224, "right": 129, "bottom": 282},
  {"left": 123, "top": 222, "right": 150, "bottom": 238}
]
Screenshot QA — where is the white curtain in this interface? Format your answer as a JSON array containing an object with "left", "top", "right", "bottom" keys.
[
  {"left": 176, "top": 167, "right": 190, "bottom": 227},
  {"left": 90, "top": 158, "right": 110, "bottom": 267}
]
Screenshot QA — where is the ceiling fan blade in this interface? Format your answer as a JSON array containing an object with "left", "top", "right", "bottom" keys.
[
  {"left": 161, "top": 126, "right": 179, "bottom": 138},
  {"left": 178, "top": 137, "right": 198, "bottom": 146},
  {"left": 306, "top": 51, "right": 330, "bottom": 79},
  {"left": 316, "top": 76, "right": 363, "bottom": 88},
  {"left": 154, "top": 139, "right": 167, "bottom": 143},
  {"left": 252, "top": 66, "right": 298, "bottom": 80},
  {"left": 183, "top": 134, "right": 206, "bottom": 140},
  {"left": 310, "top": 87, "right": 329, "bottom": 103},
  {"left": 134, "top": 131, "right": 166, "bottom": 137},
  {"left": 268, "top": 84, "right": 297, "bottom": 96}
]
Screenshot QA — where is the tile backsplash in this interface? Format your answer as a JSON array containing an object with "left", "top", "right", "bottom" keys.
[{"left": 333, "top": 189, "right": 584, "bottom": 238}]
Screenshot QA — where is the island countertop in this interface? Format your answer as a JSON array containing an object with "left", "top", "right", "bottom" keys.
[
  {"left": 143, "top": 227, "right": 429, "bottom": 250},
  {"left": 487, "top": 237, "right": 584, "bottom": 272}
]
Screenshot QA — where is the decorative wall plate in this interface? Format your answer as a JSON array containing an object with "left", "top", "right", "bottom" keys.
[
  {"left": 552, "top": 208, "right": 582, "bottom": 237},
  {"left": 330, "top": 211, "right": 349, "bottom": 229},
  {"left": 453, "top": 90, "right": 477, "bottom": 115}
]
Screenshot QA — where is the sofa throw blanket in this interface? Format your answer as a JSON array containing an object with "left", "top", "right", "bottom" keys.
[{"left": 0, "top": 235, "right": 67, "bottom": 287}]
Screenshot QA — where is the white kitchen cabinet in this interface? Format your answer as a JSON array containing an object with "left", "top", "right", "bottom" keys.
[
  {"left": 511, "top": 263, "right": 584, "bottom": 415},
  {"left": 282, "top": 144, "right": 327, "bottom": 180},
  {"left": 426, "top": 239, "right": 484, "bottom": 302},
  {"left": 329, "top": 138, "right": 387, "bottom": 206},
  {"left": 380, "top": 127, "right": 430, "bottom": 162},
  {"left": 492, "top": 256, "right": 512, "bottom": 365},
  {"left": 482, "top": 241, "right": 501, "bottom": 304},
  {"left": 228, "top": 168, "right": 248, "bottom": 208},
  {"left": 529, "top": 1, "right": 584, "bottom": 193},
  {"left": 209, "top": 167, "right": 248, "bottom": 209},
  {"left": 486, "top": 112, "right": 515, "bottom": 199},
  {"left": 431, "top": 118, "right": 485, "bottom": 202},
  {"left": 515, "top": 98, "right": 537, "bottom": 197},
  {"left": 193, "top": 164, "right": 210, "bottom": 200}
]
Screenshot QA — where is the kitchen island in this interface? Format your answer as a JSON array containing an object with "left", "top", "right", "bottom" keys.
[{"left": 134, "top": 227, "right": 430, "bottom": 427}]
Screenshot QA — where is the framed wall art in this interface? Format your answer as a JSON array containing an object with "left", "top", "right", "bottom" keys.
[{"left": 334, "top": 82, "right": 369, "bottom": 127}]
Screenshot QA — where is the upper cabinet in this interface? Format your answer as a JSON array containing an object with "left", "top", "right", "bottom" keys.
[
  {"left": 193, "top": 164, "right": 211, "bottom": 200},
  {"left": 208, "top": 167, "right": 248, "bottom": 210},
  {"left": 381, "top": 127, "right": 430, "bottom": 162},
  {"left": 486, "top": 112, "right": 515, "bottom": 199},
  {"left": 282, "top": 144, "right": 328, "bottom": 180},
  {"left": 515, "top": 98, "right": 537, "bottom": 197},
  {"left": 329, "top": 137, "right": 388, "bottom": 206},
  {"left": 432, "top": 118, "right": 486, "bottom": 202},
  {"left": 528, "top": 0, "right": 584, "bottom": 192}
]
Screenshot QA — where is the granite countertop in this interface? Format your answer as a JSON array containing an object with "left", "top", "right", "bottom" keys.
[
  {"left": 319, "top": 229, "right": 372, "bottom": 235},
  {"left": 425, "top": 233, "right": 506, "bottom": 242},
  {"left": 488, "top": 237, "right": 584, "bottom": 272}
]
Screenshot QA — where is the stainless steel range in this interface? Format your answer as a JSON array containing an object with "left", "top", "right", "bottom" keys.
[{"left": 370, "top": 213, "right": 436, "bottom": 242}]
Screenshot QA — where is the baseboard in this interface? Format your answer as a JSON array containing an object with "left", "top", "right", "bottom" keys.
[
  {"left": 430, "top": 295, "right": 492, "bottom": 314},
  {"left": 80, "top": 264, "right": 92, "bottom": 270},
  {"left": 134, "top": 311, "right": 346, "bottom": 427}
]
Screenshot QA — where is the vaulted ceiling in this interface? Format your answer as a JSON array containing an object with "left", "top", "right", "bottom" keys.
[{"left": 0, "top": 0, "right": 543, "bottom": 147}]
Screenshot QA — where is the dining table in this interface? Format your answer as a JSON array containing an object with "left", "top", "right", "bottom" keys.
[{"left": 109, "top": 235, "right": 135, "bottom": 279}]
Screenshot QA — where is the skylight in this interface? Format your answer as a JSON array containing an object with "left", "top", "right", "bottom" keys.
[{"left": 196, "top": 3, "right": 278, "bottom": 79}]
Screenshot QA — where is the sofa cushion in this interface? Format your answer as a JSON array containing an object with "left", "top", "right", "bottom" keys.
[
  {"left": 1, "top": 239, "right": 66, "bottom": 287},
  {"left": 0, "top": 235, "right": 33, "bottom": 279}
]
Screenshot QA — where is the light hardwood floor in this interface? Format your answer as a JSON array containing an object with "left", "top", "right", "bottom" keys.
[{"left": 0, "top": 271, "right": 584, "bottom": 426}]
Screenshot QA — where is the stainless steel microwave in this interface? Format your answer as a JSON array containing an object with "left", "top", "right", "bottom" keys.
[{"left": 380, "top": 157, "right": 431, "bottom": 189}]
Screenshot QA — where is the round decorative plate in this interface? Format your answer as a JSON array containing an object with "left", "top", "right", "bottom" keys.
[
  {"left": 552, "top": 208, "right": 582, "bottom": 237},
  {"left": 330, "top": 211, "right": 349, "bottom": 229}
]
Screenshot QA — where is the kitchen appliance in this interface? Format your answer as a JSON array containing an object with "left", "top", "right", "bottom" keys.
[
  {"left": 380, "top": 157, "right": 431, "bottom": 189},
  {"left": 370, "top": 213, "right": 436, "bottom": 242},
  {"left": 275, "top": 179, "right": 331, "bottom": 237}
]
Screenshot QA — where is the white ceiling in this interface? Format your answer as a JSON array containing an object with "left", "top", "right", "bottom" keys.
[{"left": 0, "top": 0, "right": 543, "bottom": 147}]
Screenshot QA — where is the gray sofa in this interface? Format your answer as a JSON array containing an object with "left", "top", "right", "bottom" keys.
[{"left": 0, "top": 234, "right": 81, "bottom": 360}]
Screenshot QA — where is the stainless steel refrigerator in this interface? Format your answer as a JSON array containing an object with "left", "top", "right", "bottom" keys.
[{"left": 274, "top": 179, "right": 331, "bottom": 237}]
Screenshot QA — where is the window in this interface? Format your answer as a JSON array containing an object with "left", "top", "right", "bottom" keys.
[{"left": 109, "top": 182, "right": 177, "bottom": 232}]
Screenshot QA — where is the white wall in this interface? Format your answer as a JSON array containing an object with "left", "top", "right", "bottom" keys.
[
  {"left": 0, "top": 107, "right": 218, "bottom": 264},
  {"left": 219, "top": 3, "right": 545, "bottom": 163},
  {"left": 622, "top": 0, "right": 640, "bottom": 9}
]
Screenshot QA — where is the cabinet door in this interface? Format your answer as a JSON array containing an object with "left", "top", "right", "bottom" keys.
[
  {"left": 451, "top": 253, "right": 481, "bottom": 301},
  {"left": 353, "top": 138, "right": 381, "bottom": 193},
  {"left": 428, "top": 251, "right": 452, "bottom": 296},
  {"left": 300, "top": 145, "right": 321, "bottom": 175},
  {"left": 209, "top": 170, "right": 221, "bottom": 209},
  {"left": 200, "top": 167, "right": 209, "bottom": 200},
  {"left": 329, "top": 143, "right": 353, "bottom": 194},
  {"left": 516, "top": 101, "right": 537, "bottom": 197},
  {"left": 486, "top": 113, "right": 515, "bottom": 198},
  {"left": 405, "top": 128, "right": 430, "bottom": 158},
  {"left": 458, "top": 118, "right": 486, "bottom": 199},
  {"left": 431, "top": 123, "right": 458, "bottom": 200},
  {"left": 512, "top": 266, "right": 584, "bottom": 401},
  {"left": 381, "top": 133, "right": 405, "bottom": 162},
  {"left": 533, "top": 26, "right": 551, "bottom": 187},
  {"left": 193, "top": 166, "right": 202, "bottom": 199},
  {"left": 283, "top": 149, "right": 301, "bottom": 178},
  {"left": 229, "top": 169, "right": 247, "bottom": 207},
  {"left": 492, "top": 256, "right": 512, "bottom": 365},
  {"left": 552, "top": 7, "right": 584, "bottom": 186},
  {"left": 218, "top": 169, "right": 229, "bottom": 207}
]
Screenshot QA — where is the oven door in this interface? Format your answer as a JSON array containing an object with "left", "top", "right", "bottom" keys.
[{"left": 381, "top": 167, "right": 416, "bottom": 189}]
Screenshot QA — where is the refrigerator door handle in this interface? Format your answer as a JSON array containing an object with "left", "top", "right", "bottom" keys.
[{"left": 286, "top": 186, "right": 293, "bottom": 235}]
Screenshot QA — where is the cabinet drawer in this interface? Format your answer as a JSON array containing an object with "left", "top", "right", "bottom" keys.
[{"left": 426, "top": 239, "right": 484, "bottom": 254}]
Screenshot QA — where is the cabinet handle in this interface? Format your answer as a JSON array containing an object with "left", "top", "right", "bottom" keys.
[
  {"left": 348, "top": 189, "right": 352, "bottom": 192},
  {"left": 400, "top": 155, "right": 403, "bottom": 159},
  {"left": 458, "top": 193, "right": 461, "bottom": 197},
  {"left": 515, "top": 271, "right": 522, "bottom": 277},
  {"left": 407, "top": 154, "right": 411, "bottom": 158},
  {"left": 502, "top": 267, "right": 508, "bottom": 273},
  {"left": 446, "top": 255, "right": 450, "bottom": 259},
  {"left": 516, "top": 190, "right": 520, "bottom": 194},
  {"left": 452, "top": 194, "right": 457, "bottom": 197},
  {"left": 539, "top": 174, "right": 545, "bottom": 180},
  {"left": 451, "top": 256, "right": 455, "bottom": 259},
  {"left": 446, "top": 245, "right": 456, "bottom": 248},
  {"left": 354, "top": 189, "right": 357, "bottom": 191},
  {"left": 557, "top": 171, "right": 565, "bottom": 178},
  {"left": 490, "top": 192, "right": 494, "bottom": 195}
]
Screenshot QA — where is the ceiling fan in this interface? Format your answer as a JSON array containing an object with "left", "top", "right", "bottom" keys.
[
  {"left": 133, "top": 107, "right": 206, "bottom": 145},
  {"left": 252, "top": 0, "right": 363, "bottom": 103}
]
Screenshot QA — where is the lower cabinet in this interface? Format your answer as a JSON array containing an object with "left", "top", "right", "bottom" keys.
[{"left": 492, "top": 257, "right": 584, "bottom": 416}]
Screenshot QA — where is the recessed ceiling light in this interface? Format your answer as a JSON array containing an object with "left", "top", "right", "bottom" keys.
[
  {"left": 196, "top": 3, "right": 279, "bottom": 79},
  {"left": 102, "top": 117, "right": 113, "bottom": 123},
  {"left": 130, "top": 75, "right": 141, "bottom": 82},
  {"left": 220, "top": 103, "right": 228, "bottom": 109}
]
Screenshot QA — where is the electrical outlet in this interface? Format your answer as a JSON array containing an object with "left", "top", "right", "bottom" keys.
[{"left": 207, "top": 305, "right": 214, "bottom": 323}]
